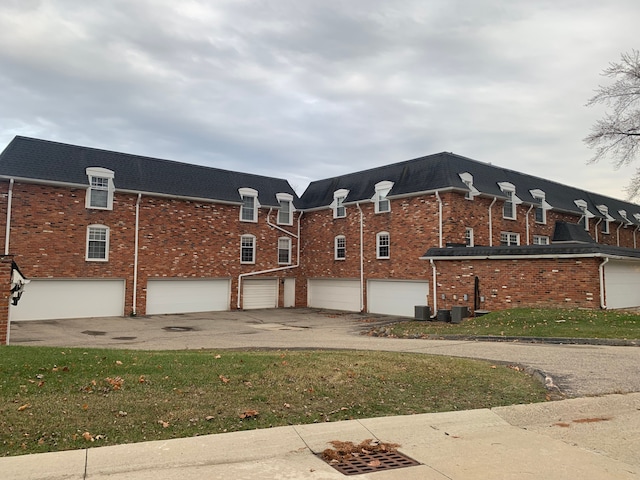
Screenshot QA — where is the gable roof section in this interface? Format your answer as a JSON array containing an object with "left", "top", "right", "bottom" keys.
[
  {"left": 298, "top": 152, "right": 640, "bottom": 223},
  {"left": 0, "top": 136, "right": 297, "bottom": 207}
]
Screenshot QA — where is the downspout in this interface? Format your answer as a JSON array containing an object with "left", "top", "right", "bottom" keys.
[
  {"left": 525, "top": 204, "right": 533, "bottom": 245},
  {"left": 488, "top": 197, "right": 497, "bottom": 247},
  {"left": 599, "top": 257, "right": 609, "bottom": 309},
  {"left": 616, "top": 222, "right": 623, "bottom": 247},
  {"left": 435, "top": 191, "right": 443, "bottom": 248},
  {"left": 237, "top": 210, "right": 302, "bottom": 309},
  {"left": 132, "top": 193, "right": 142, "bottom": 316},
  {"left": 356, "top": 203, "right": 364, "bottom": 312},
  {"left": 429, "top": 259, "right": 438, "bottom": 317},
  {"left": 4, "top": 178, "right": 14, "bottom": 255},
  {"left": 594, "top": 218, "right": 602, "bottom": 243}
]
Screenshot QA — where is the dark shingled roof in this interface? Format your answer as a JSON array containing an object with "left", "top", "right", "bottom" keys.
[
  {"left": 422, "top": 242, "right": 640, "bottom": 260},
  {"left": 0, "top": 136, "right": 298, "bottom": 207},
  {"left": 298, "top": 151, "right": 640, "bottom": 224},
  {"left": 552, "top": 221, "right": 596, "bottom": 243}
]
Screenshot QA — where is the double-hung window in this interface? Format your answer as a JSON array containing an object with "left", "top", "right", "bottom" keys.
[
  {"left": 533, "top": 235, "right": 549, "bottom": 245},
  {"left": 459, "top": 172, "right": 480, "bottom": 200},
  {"left": 373, "top": 181, "right": 393, "bottom": 213},
  {"left": 574, "top": 199, "right": 594, "bottom": 231},
  {"left": 377, "top": 232, "right": 390, "bottom": 259},
  {"left": 86, "top": 167, "right": 115, "bottom": 210},
  {"left": 596, "top": 205, "right": 613, "bottom": 234},
  {"left": 500, "top": 231, "right": 520, "bottom": 246},
  {"left": 335, "top": 235, "right": 346, "bottom": 260},
  {"left": 276, "top": 193, "right": 294, "bottom": 226},
  {"left": 278, "top": 237, "right": 291, "bottom": 265},
  {"left": 332, "top": 189, "right": 349, "bottom": 219},
  {"left": 240, "top": 234, "right": 256, "bottom": 264},
  {"left": 86, "top": 224, "right": 109, "bottom": 261},
  {"left": 529, "top": 189, "right": 551, "bottom": 224},
  {"left": 465, "top": 227, "right": 474, "bottom": 247},
  {"left": 498, "top": 182, "right": 521, "bottom": 220},
  {"left": 239, "top": 188, "right": 259, "bottom": 223}
]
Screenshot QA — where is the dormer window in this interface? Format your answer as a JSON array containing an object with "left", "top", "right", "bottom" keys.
[
  {"left": 331, "top": 189, "right": 349, "bottom": 219},
  {"left": 459, "top": 172, "right": 480, "bottom": 200},
  {"left": 596, "top": 205, "right": 614, "bottom": 234},
  {"left": 574, "top": 199, "right": 594, "bottom": 230},
  {"left": 529, "top": 189, "right": 552, "bottom": 224},
  {"left": 86, "top": 167, "right": 115, "bottom": 210},
  {"left": 372, "top": 181, "right": 393, "bottom": 213},
  {"left": 239, "top": 188, "right": 259, "bottom": 223},
  {"left": 619, "top": 210, "right": 633, "bottom": 226},
  {"left": 634, "top": 213, "right": 640, "bottom": 224},
  {"left": 498, "top": 182, "right": 521, "bottom": 220},
  {"left": 276, "top": 193, "right": 294, "bottom": 226}
]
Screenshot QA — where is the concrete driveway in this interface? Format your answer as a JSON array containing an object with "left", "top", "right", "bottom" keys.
[{"left": 8, "top": 308, "right": 640, "bottom": 398}]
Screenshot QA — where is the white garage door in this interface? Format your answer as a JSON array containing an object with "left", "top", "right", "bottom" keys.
[
  {"left": 146, "top": 278, "right": 230, "bottom": 315},
  {"left": 11, "top": 279, "right": 125, "bottom": 321},
  {"left": 367, "top": 280, "right": 429, "bottom": 317},
  {"left": 242, "top": 278, "right": 278, "bottom": 310},
  {"left": 307, "top": 279, "right": 360, "bottom": 312},
  {"left": 604, "top": 260, "right": 640, "bottom": 309}
]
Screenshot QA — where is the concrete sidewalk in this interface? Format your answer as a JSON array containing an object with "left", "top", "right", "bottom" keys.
[{"left": 2, "top": 393, "right": 639, "bottom": 479}]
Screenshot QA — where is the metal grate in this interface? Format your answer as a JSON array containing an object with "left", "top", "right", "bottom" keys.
[{"left": 320, "top": 450, "right": 420, "bottom": 476}]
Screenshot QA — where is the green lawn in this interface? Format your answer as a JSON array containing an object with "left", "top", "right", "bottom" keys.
[
  {"left": 383, "top": 308, "right": 640, "bottom": 340},
  {"left": 0, "top": 346, "right": 548, "bottom": 456}
]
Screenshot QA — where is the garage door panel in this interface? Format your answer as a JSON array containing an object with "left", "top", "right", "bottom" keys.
[
  {"left": 147, "top": 279, "right": 230, "bottom": 315},
  {"left": 11, "top": 279, "right": 125, "bottom": 321},
  {"left": 243, "top": 278, "right": 278, "bottom": 310},
  {"left": 368, "top": 280, "right": 429, "bottom": 317},
  {"left": 308, "top": 279, "right": 360, "bottom": 312},
  {"left": 604, "top": 261, "right": 640, "bottom": 309}
]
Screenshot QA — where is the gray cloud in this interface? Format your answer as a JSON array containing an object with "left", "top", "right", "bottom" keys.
[{"left": 0, "top": 0, "right": 638, "bottom": 198}]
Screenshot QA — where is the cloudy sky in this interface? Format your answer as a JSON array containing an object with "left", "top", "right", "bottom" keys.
[{"left": 0, "top": 0, "right": 638, "bottom": 199}]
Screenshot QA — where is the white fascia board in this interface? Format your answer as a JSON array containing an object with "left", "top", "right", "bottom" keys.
[{"left": 420, "top": 253, "right": 640, "bottom": 261}]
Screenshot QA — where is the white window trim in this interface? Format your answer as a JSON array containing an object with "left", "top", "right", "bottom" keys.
[
  {"left": 86, "top": 224, "right": 109, "bottom": 262},
  {"left": 276, "top": 193, "right": 294, "bottom": 226},
  {"left": 498, "top": 182, "right": 522, "bottom": 220},
  {"left": 533, "top": 235, "right": 550, "bottom": 245},
  {"left": 376, "top": 231, "right": 390, "bottom": 259},
  {"left": 596, "top": 205, "right": 614, "bottom": 234},
  {"left": 465, "top": 227, "right": 474, "bottom": 247},
  {"left": 239, "top": 188, "right": 259, "bottom": 223},
  {"left": 459, "top": 172, "right": 480, "bottom": 200},
  {"left": 575, "top": 199, "right": 595, "bottom": 230},
  {"left": 619, "top": 210, "right": 633, "bottom": 226},
  {"left": 529, "top": 189, "right": 552, "bottom": 224},
  {"left": 334, "top": 235, "right": 346, "bottom": 260},
  {"left": 372, "top": 180, "right": 393, "bottom": 213},
  {"left": 331, "top": 189, "right": 349, "bottom": 219},
  {"left": 278, "top": 237, "right": 291, "bottom": 265},
  {"left": 500, "top": 231, "right": 520, "bottom": 246},
  {"left": 85, "top": 167, "right": 115, "bottom": 210},
  {"left": 240, "top": 234, "right": 256, "bottom": 264}
]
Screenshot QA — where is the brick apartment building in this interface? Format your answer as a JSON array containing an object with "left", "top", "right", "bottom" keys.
[{"left": 2, "top": 136, "right": 640, "bottom": 328}]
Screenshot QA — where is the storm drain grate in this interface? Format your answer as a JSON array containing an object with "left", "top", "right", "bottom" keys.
[{"left": 320, "top": 450, "right": 420, "bottom": 476}]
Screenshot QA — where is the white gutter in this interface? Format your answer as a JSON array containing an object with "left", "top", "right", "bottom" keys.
[
  {"left": 4, "top": 178, "right": 14, "bottom": 255},
  {"left": 266, "top": 208, "right": 299, "bottom": 238},
  {"left": 435, "top": 191, "right": 443, "bottom": 248},
  {"left": 420, "top": 252, "right": 640, "bottom": 261},
  {"left": 488, "top": 197, "right": 497, "bottom": 247},
  {"left": 525, "top": 204, "right": 533, "bottom": 245},
  {"left": 599, "top": 257, "right": 609, "bottom": 309},
  {"left": 430, "top": 259, "right": 438, "bottom": 316},
  {"left": 594, "top": 218, "right": 602, "bottom": 243},
  {"left": 132, "top": 193, "right": 142, "bottom": 315},
  {"left": 236, "top": 211, "right": 302, "bottom": 309},
  {"left": 356, "top": 202, "right": 364, "bottom": 312}
]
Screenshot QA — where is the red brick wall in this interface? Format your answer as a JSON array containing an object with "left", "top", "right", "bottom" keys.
[
  {"left": 0, "top": 256, "right": 11, "bottom": 344},
  {"left": 432, "top": 257, "right": 602, "bottom": 311},
  {"left": 1, "top": 181, "right": 299, "bottom": 315}
]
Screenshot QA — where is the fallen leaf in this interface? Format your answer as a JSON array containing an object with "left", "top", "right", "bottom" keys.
[
  {"left": 17, "top": 403, "right": 31, "bottom": 411},
  {"left": 219, "top": 375, "right": 230, "bottom": 384},
  {"left": 367, "top": 459, "right": 381, "bottom": 467},
  {"left": 82, "top": 404, "right": 89, "bottom": 410},
  {"left": 239, "top": 409, "right": 259, "bottom": 419},
  {"left": 205, "top": 415, "right": 215, "bottom": 421},
  {"left": 138, "top": 375, "right": 146, "bottom": 383},
  {"left": 214, "top": 355, "right": 221, "bottom": 359},
  {"left": 158, "top": 420, "right": 170, "bottom": 428},
  {"left": 115, "top": 360, "right": 123, "bottom": 365},
  {"left": 82, "top": 432, "right": 94, "bottom": 442}
]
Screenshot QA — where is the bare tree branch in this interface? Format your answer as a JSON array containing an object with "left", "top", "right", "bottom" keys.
[{"left": 585, "top": 50, "right": 640, "bottom": 199}]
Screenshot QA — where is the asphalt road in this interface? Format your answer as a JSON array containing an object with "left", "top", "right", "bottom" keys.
[{"left": 8, "top": 308, "right": 640, "bottom": 398}]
